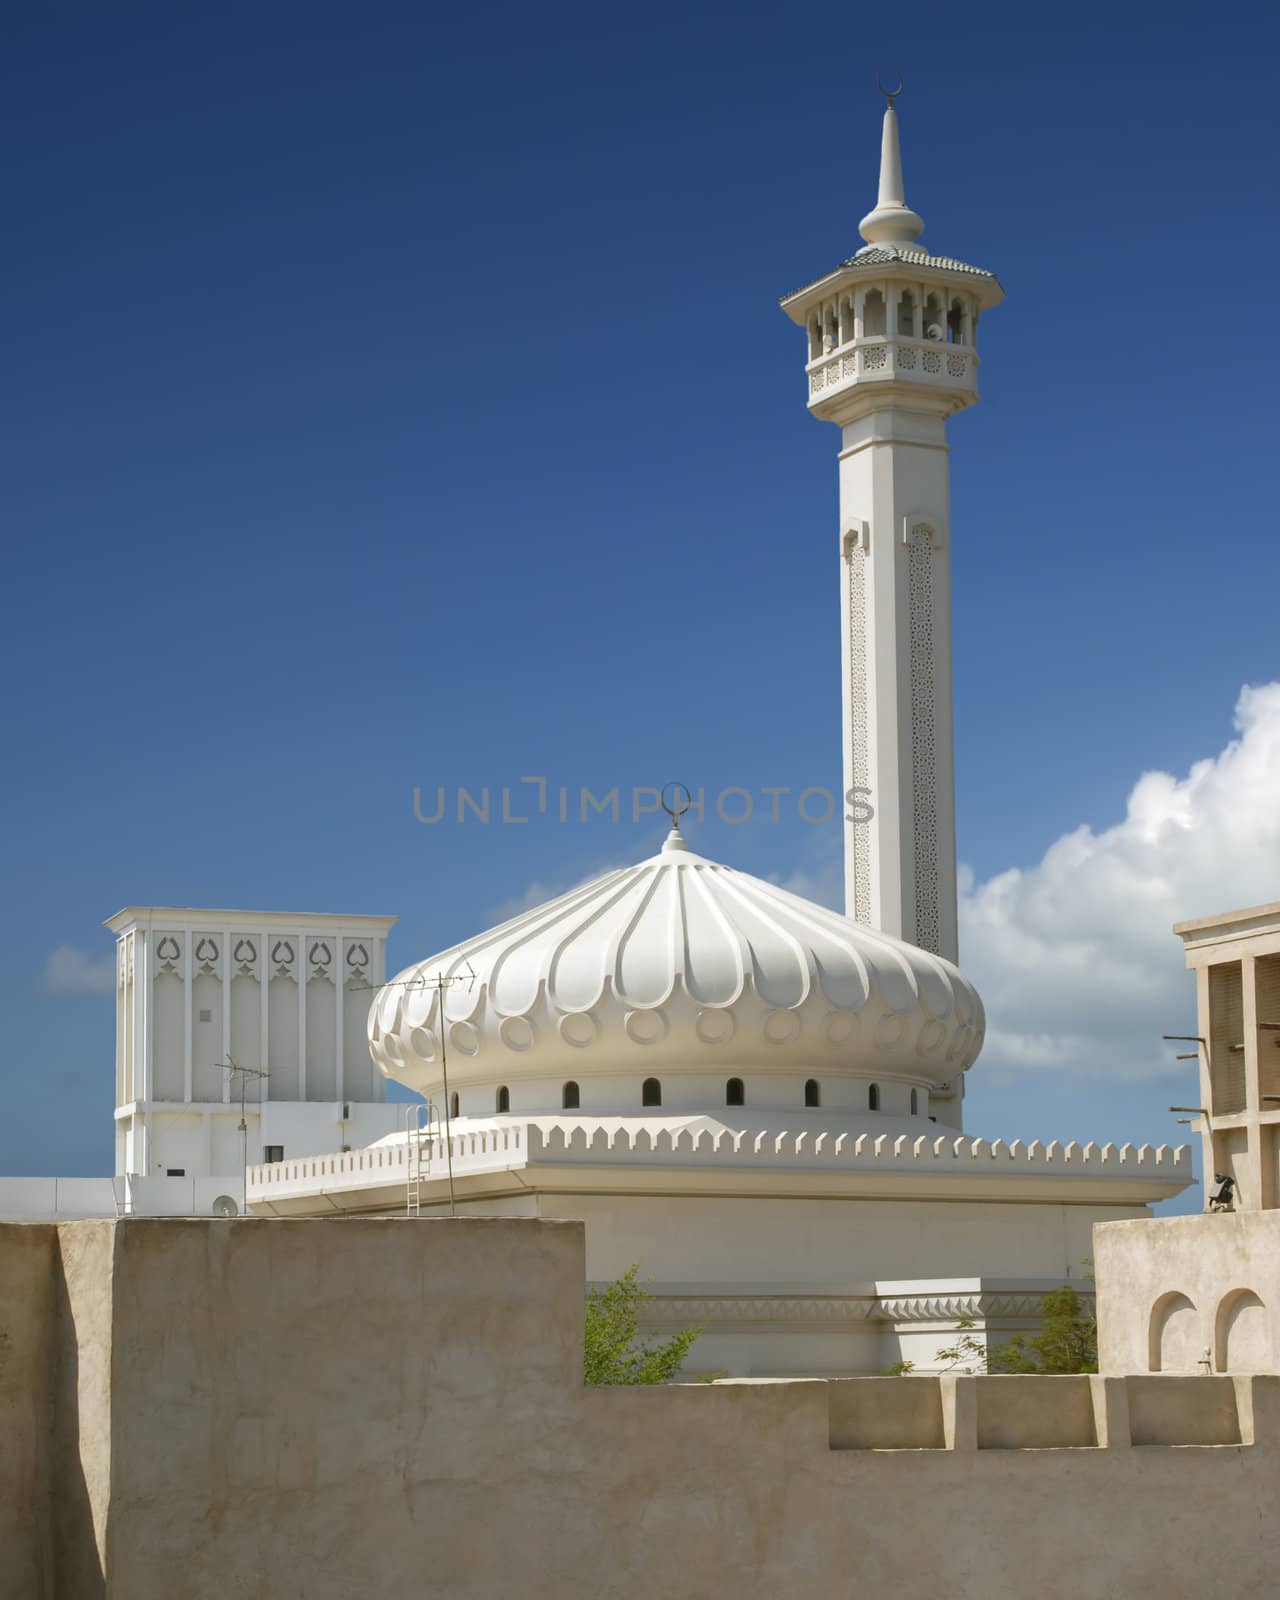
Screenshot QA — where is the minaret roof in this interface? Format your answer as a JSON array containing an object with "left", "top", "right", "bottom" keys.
[
  {"left": 779, "top": 247, "right": 997, "bottom": 312},
  {"left": 778, "top": 89, "right": 1002, "bottom": 319},
  {"left": 857, "top": 101, "right": 926, "bottom": 250}
]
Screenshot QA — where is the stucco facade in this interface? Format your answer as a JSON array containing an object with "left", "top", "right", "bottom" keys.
[
  {"left": 1096, "top": 1209, "right": 1280, "bottom": 1375},
  {"left": 3, "top": 1215, "right": 1278, "bottom": 1600}
]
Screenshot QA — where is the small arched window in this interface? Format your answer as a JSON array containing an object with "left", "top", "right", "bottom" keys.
[
  {"left": 562, "top": 1080, "right": 580, "bottom": 1110},
  {"left": 862, "top": 289, "right": 886, "bottom": 337},
  {"left": 947, "top": 299, "right": 965, "bottom": 345},
  {"left": 726, "top": 1077, "right": 745, "bottom": 1107},
  {"left": 804, "top": 1078, "right": 820, "bottom": 1108},
  {"left": 496, "top": 1085, "right": 510, "bottom": 1113},
  {"left": 449, "top": 1091, "right": 460, "bottom": 1119},
  {"left": 868, "top": 1083, "right": 880, "bottom": 1112},
  {"left": 910, "top": 1089, "right": 919, "bottom": 1115},
  {"left": 642, "top": 1077, "right": 662, "bottom": 1107},
  {"left": 897, "top": 289, "right": 916, "bottom": 337}
]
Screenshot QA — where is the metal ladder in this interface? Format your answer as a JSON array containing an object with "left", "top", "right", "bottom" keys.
[{"left": 405, "top": 1102, "right": 432, "bottom": 1217}]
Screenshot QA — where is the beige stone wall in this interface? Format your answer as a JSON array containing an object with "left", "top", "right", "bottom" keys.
[
  {"left": 0, "top": 1224, "right": 53, "bottom": 1600},
  {"left": 1096, "top": 1210, "right": 1280, "bottom": 1374},
  {"left": 51, "top": 1221, "right": 117, "bottom": 1598},
  {"left": 4, "top": 1216, "right": 1280, "bottom": 1598}
]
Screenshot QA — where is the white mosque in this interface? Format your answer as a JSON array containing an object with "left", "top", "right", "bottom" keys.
[
  {"left": 240, "top": 92, "right": 1191, "bottom": 1375},
  {"left": 0, "top": 90, "right": 1194, "bottom": 1373}
]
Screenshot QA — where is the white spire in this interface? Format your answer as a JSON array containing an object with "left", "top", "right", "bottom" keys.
[{"left": 858, "top": 92, "right": 925, "bottom": 251}]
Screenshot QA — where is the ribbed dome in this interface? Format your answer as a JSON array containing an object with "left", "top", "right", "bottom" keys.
[{"left": 369, "top": 831, "right": 983, "bottom": 1096}]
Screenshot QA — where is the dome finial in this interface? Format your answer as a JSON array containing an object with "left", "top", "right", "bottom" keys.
[
  {"left": 858, "top": 75, "right": 926, "bottom": 251},
  {"left": 876, "top": 69, "right": 903, "bottom": 109},
  {"left": 660, "top": 781, "right": 692, "bottom": 852}
]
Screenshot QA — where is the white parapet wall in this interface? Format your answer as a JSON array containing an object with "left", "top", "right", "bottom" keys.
[
  {"left": 246, "top": 1116, "right": 1191, "bottom": 1214},
  {"left": 0, "top": 1174, "right": 260, "bottom": 1221}
]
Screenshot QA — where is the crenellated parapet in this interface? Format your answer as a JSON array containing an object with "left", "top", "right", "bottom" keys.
[
  {"left": 247, "top": 1114, "right": 1191, "bottom": 1213},
  {"left": 822, "top": 1371, "right": 1280, "bottom": 1451}
]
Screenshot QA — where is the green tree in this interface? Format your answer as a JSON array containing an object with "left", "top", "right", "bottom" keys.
[
  {"left": 989, "top": 1285, "right": 1098, "bottom": 1374},
  {"left": 584, "top": 1264, "right": 703, "bottom": 1385},
  {"left": 933, "top": 1313, "right": 989, "bottom": 1374},
  {"left": 885, "top": 1284, "right": 1098, "bottom": 1377}
]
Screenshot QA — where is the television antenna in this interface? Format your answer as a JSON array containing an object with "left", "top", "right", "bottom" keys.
[
  {"left": 217, "top": 1056, "right": 269, "bottom": 1213},
  {"left": 395, "top": 964, "right": 478, "bottom": 1217},
  {"left": 348, "top": 964, "right": 479, "bottom": 1215}
]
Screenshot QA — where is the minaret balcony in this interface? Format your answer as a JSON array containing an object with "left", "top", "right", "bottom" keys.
[{"left": 806, "top": 335, "right": 978, "bottom": 415}]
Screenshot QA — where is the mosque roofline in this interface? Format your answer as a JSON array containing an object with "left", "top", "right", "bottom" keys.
[{"left": 247, "top": 1112, "right": 1192, "bottom": 1217}]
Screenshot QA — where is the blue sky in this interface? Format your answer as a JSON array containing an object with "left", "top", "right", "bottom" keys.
[{"left": 4, "top": 1, "right": 1278, "bottom": 1202}]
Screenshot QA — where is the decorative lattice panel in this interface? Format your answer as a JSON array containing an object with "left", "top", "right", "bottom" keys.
[
  {"left": 1256, "top": 955, "right": 1280, "bottom": 1102},
  {"left": 908, "top": 526, "right": 941, "bottom": 955},
  {"left": 846, "top": 540, "right": 872, "bottom": 924},
  {"left": 1209, "top": 961, "right": 1245, "bottom": 1116}
]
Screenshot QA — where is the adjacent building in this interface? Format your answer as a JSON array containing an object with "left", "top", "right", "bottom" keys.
[{"left": 0, "top": 907, "right": 401, "bottom": 1221}]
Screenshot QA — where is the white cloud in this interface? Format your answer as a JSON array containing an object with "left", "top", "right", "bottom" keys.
[
  {"left": 488, "top": 863, "right": 625, "bottom": 926},
  {"left": 45, "top": 945, "right": 115, "bottom": 995},
  {"left": 961, "top": 682, "right": 1280, "bottom": 1080},
  {"left": 771, "top": 856, "right": 843, "bottom": 910}
]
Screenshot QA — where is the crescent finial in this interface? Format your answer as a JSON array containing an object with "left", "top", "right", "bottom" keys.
[{"left": 876, "top": 70, "right": 904, "bottom": 108}]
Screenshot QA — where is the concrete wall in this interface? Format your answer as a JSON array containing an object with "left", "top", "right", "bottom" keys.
[
  {"left": 1096, "top": 1209, "right": 1280, "bottom": 1374},
  {"left": 0, "top": 1224, "right": 53, "bottom": 1599},
  {"left": 3, "top": 1217, "right": 1280, "bottom": 1599},
  {"left": 51, "top": 1222, "right": 116, "bottom": 1597}
]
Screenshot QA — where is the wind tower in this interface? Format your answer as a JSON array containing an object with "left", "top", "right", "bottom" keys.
[{"left": 780, "top": 84, "right": 1003, "bottom": 964}]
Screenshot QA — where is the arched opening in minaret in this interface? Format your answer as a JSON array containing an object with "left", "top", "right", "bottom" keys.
[
  {"left": 896, "top": 289, "right": 916, "bottom": 337},
  {"left": 642, "top": 1077, "right": 662, "bottom": 1107},
  {"left": 923, "top": 294, "right": 944, "bottom": 342},
  {"left": 804, "top": 1078, "right": 821, "bottom": 1108},
  {"left": 947, "top": 299, "right": 965, "bottom": 345},
  {"left": 910, "top": 1088, "right": 919, "bottom": 1115},
  {"left": 837, "top": 294, "right": 855, "bottom": 346},
  {"left": 807, "top": 317, "right": 822, "bottom": 360},
  {"left": 562, "top": 1080, "right": 580, "bottom": 1110},
  {"left": 868, "top": 1083, "right": 880, "bottom": 1112},
  {"left": 862, "top": 289, "right": 886, "bottom": 337},
  {"left": 496, "top": 1085, "right": 510, "bottom": 1113},
  {"left": 726, "top": 1077, "right": 745, "bottom": 1107}
]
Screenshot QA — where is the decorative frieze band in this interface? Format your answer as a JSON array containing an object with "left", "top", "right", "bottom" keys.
[{"left": 631, "top": 1288, "right": 1097, "bottom": 1328}]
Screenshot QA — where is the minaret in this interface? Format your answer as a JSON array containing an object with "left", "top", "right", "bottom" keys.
[{"left": 780, "top": 87, "right": 1003, "bottom": 965}]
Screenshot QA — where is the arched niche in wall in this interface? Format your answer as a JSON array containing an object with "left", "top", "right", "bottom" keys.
[
  {"left": 1148, "top": 1291, "right": 1200, "bottom": 1373},
  {"left": 1215, "top": 1288, "right": 1270, "bottom": 1372}
]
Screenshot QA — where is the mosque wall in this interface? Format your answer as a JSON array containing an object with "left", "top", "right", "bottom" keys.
[
  {"left": 3, "top": 1216, "right": 1279, "bottom": 1599},
  {"left": 539, "top": 1192, "right": 1126, "bottom": 1286}
]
